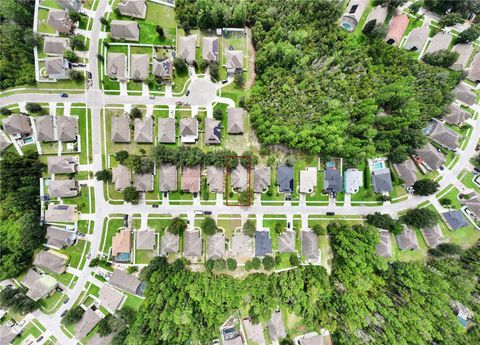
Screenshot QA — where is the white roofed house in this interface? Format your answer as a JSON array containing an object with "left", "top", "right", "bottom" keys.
[
  {"left": 35, "top": 115, "right": 56, "bottom": 142},
  {"left": 179, "top": 117, "right": 198, "bottom": 143},
  {"left": 178, "top": 35, "right": 197, "bottom": 64},
  {"left": 344, "top": 169, "right": 363, "bottom": 194},
  {"left": 134, "top": 117, "right": 153, "bottom": 143},
  {"left": 226, "top": 50, "right": 244, "bottom": 74},
  {"left": 117, "top": 0, "right": 147, "bottom": 19},
  {"left": 107, "top": 53, "right": 127, "bottom": 81},
  {"left": 202, "top": 37, "right": 219, "bottom": 63},
  {"left": 110, "top": 20, "right": 140, "bottom": 41},
  {"left": 57, "top": 116, "right": 78, "bottom": 142},
  {"left": 158, "top": 117, "right": 176, "bottom": 143},
  {"left": 299, "top": 167, "right": 317, "bottom": 194},
  {"left": 339, "top": 0, "right": 368, "bottom": 32},
  {"left": 47, "top": 9, "right": 73, "bottom": 34},
  {"left": 227, "top": 108, "right": 244, "bottom": 134},
  {"left": 204, "top": 118, "right": 221, "bottom": 145},
  {"left": 47, "top": 155, "right": 78, "bottom": 174},
  {"left": 468, "top": 52, "right": 480, "bottom": 82},
  {"left": 48, "top": 179, "right": 78, "bottom": 197},
  {"left": 452, "top": 44, "right": 474, "bottom": 71},
  {"left": 43, "top": 36, "right": 69, "bottom": 55},
  {"left": 152, "top": 57, "right": 173, "bottom": 81},
  {"left": 130, "top": 54, "right": 149, "bottom": 81},
  {"left": 45, "top": 56, "right": 71, "bottom": 80},
  {"left": 112, "top": 165, "right": 131, "bottom": 191},
  {"left": 111, "top": 116, "right": 131, "bottom": 143}
]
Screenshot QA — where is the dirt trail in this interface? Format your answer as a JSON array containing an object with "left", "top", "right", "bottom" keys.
[{"left": 245, "top": 27, "right": 256, "bottom": 89}]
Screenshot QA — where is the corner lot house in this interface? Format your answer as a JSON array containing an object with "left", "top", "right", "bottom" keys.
[
  {"left": 57, "top": 116, "right": 78, "bottom": 141},
  {"left": 45, "top": 56, "right": 70, "bottom": 80},
  {"left": 33, "top": 250, "right": 68, "bottom": 274},
  {"left": 110, "top": 20, "right": 140, "bottom": 41},
  {"left": 109, "top": 269, "right": 144, "bottom": 295},
  {"left": 43, "top": 36, "right": 69, "bottom": 55},
  {"left": 112, "top": 228, "right": 132, "bottom": 262},
  {"left": 107, "top": 53, "right": 127, "bottom": 81},
  {"left": 158, "top": 117, "right": 176, "bottom": 143},
  {"left": 2, "top": 114, "right": 32, "bottom": 135},
  {"left": 117, "top": 0, "right": 147, "bottom": 19},
  {"left": 47, "top": 9, "right": 73, "bottom": 33},
  {"left": 385, "top": 14, "right": 409, "bottom": 45},
  {"left": 111, "top": 116, "right": 131, "bottom": 143},
  {"left": 45, "top": 226, "right": 76, "bottom": 249},
  {"left": 99, "top": 285, "right": 124, "bottom": 313},
  {"left": 44, "top": 204, "right": 78, "bottom": 222},
  {"left": 227, "top": 108, "right": 244, "bottom": 134},
  {"left": 179, "top": 117, "right": 198, "bottom": 143},
  {"left": 159, "top": 164, "right": 177, "bottom": 192},
  {"left": 178, "top": 35, "right": 196, "bottom": 64},
  {"left": 375, "top": 230, "right": 392, "bottom": 258},
  {"left": 22, "top": 269, "right": 58, "bottom": 301},
  {"left": 112, "top": 165, "right": 131, "bottom": 191},
  {"left": 339, "top": 0, "right": 367, "bottom": 32},
  {"left": 48, "top": 155, "right": 78, "bottom": 174}
]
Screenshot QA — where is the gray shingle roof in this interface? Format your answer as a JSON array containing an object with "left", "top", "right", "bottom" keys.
[
  {"left": 130, "top": 54, "right": 149, "bottom": 80},
  {"left": 45, "top": 56, "right": 67, "bottom": 75},
  {"left": 44, "top": 203, "right": 77, "bottom": 222},
  {"left": 44, "top": 36, "right": 69, "bottom": 55},
  {"left": 393, "top": 159, "right": 418, "bottom": 187},
  {"left": 0, "top": 325, "right": 19, "bottom": 345},
  {"left": 48, "top": 155, "right": 78, "bottom": 174},
  {"left": 371, "top": 168, "right": 393, "bottom": 193},
  {"left": 33, "top": 250, "right": 68, "bottom": 274},
  {"left": 207, "top": 232, "right": 225, "bottom": 259},
  {"left": 207, "top": 166, "right": 224, "bottom": 193},
  {"left": 2, "top": 114, "right": 31, "bottom": 135},
  {"left": 110, "top": 20, "right": 140, "bottom": 41},
  {"left": 230, "top": 165, "right": 248, "bottom": 191},
  {"left": 396, "top": 228, "right": 419, "bottom": 250},
  {"left": 202, "top": 37, "right": 219, "bottom": 62},
  {"left": 111, "top": 116, "right": 131, "bottom": 143},
  {"left": 421, "top": 225, "right": 445, "bottom": 248},
  {"left": 134, "top": 117, "right": 153, "bottom": 143},
  {"left": 324, "top": 166, "right": 342, "bottom": 193},
  {"left": 178, "top": 35, "right": 196, "bottom": 63},
  {"left": 244, "top": 318, "right": 266, "bottom": 345},
  {"left": 179, "top": 117, "right": 198, "bottom": 137},
  {"left": 109, "top": 269, "right": 143, "bottom": 295},
  {"left": 428, "top": 118, "right": 461, "bottom": 150},
  {"left": 152, "top": 58, "right": 173, "bottom": 79},
  {"left": 107, "top": 53, "right": 126, "bottom": 79},
  {"left": 231, "top": 231, "right": 253, "bottom": 258},
  {"left": 416, "top": 142, "right": 445, "bottom": 170},
  {"left": 427, "top": 32, "right": 452, "bottom": 54},
  {"left": 404, "top": 26, "right": 429, "bottom": 51},
  {"left": 35, "top": 115, "right": 55, "bottom": 141},
  {"left": 158, "top": 117, "right": 176, "bottom": 143},
  {"left": 160, "top": 232, "right": 179, "bottom": 255},
  {"left": 136, "top": 230, "right": 155, "bottom": 250},
  {"left": 204, "top": 118, "right": 221, "bottom": 145},
  {"left": 253, "top": 166, "right": 271, "bottom": 193},
  {"left": 278, "top": 230, "right": 295, "bottom": 253},
  {"left": 255, "top": 231, "right": 272, "bottom": 257},
  {"left": 74, "top": 308, "right": 101, "bottom": 339},
  {"left": 135, "top": 173, "right": 153, "bottom": 192},
  {"left": 277, "top": 166, "right": 294, "bottom": 193},
  {"left": 227, "top": 108, "right": 244, "bottom": 134},
  {"left": 47, "top": 9, "right": 73, "bottom": 33},
  {"left": 468, "top": 52, "right": 480, "bottom": 81},
  {"left": 88, "top": 333, "right": 114, "bottom": 345},
  {"left": 445, "top": 104, "right": 471, "bottom": 125},
  {"left": 22, "top": 269, "right": 58, "bottom": 301},
  {"left": 268, "top": 311, "right": 286, "bottom": 342},
  {"left": 364, "top": 5, "right": 388, "bottom": 26},
  {"left": 112, "top": 165, "right": 131, "bottom": 191},
  {"left": 0, "top": 129, "right": 11, "bottom": 152},
  {"left": 375, "top": 229, "right": 392, "bottom": 258},
  {"left": 46, "top": 226, "right": 76, "bottom": 249},
  {"left": 57, "top": 116, "right": 78, "bottom": 141},
  {"left": 183, "top": 230, "right": 202, "bottom": 257},
  {"left": 118, "top": 0, "right": 147, "bottom": 19},
  {"left": 48, "top": 179, "right": 78, "bottom": 197},
  {"left": 226, "top": 50, "right": 244, "bottom": 70},
  {"left": 99, "top": 285, "right": 124, "bottom": 313},
  {"left": 159, "top": 164, "right": 177, "bottom": 192},
  {"left": 453, "top": 84, "right": 476, "bottom": 106},
  {"left": 452, "top": 44, "right": 474, "bottom": 70},
  {"left": 465, "top": 195, "right": 480, "bottom": 218},
  {"left": 302, "top": 231, "right": 318, "bottom": 261}
]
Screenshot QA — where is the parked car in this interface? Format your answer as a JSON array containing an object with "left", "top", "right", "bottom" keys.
[
  {"left": 60, "top": 310, "right": 67, "bottom": 317},
  {"left": 63, "top": 297, "right": 69, "bottom": 304},
  {"left": 186, "top": 90, "right": 190, "bottom": 96},
  {"left": 152, "top": 204, "right": 159, "bottom": 208},
  {"left": 60, "top": 93, "right": 68, "bottom": 98},
  {"left": 36, "top": 336, "right": 44, "bottom": 342},
  {"left": 222, "top": 79, "right": 228, "bottom": 84},
  {"left": 473, "top": 167, "right": 480, "bottom": 174},
  {"left": 149, "top": 95, "right": 155, "bottom": 99},
  {"left": 203, "top": 211, "right": 212, "bottom": 215},
  {"left": 326, "top": 212, "right": 335, "bottom": 216}
]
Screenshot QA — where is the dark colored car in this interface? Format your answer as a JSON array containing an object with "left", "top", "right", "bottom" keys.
[
  {"left": 60, "top": 310, "right": 67, "bottom": 317},
  {"left": 60, "top": 93, "right": 68, "bottom": 98}
]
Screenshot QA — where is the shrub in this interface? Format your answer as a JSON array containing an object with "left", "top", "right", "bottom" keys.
[
  {"left": 312, "top": 224, "right": 326, "bottom": 236},
  {"left": 95, "top": 169, "right": 112, "bottom": 182},
  {"left": 205, "top": 259, "right": 214, "bottom": 272},
  {"left": 275, "top": 222, "right": 284, "bottom": 234},
  {"left": 214, "top": 259, "right": 226, "bottom": 271},
  {"left": 401, "top": 208, "right": 438, "bottom": 228},
  {"left": 440, "top": 198, "right": 452, "bottom": 207},
  {"left": 274, "top": 255, "right": 282, "bottom": 265},
  {"left": 0, "top": 107, "right": 12, "bottom": 115},
  {"left": 422, "top": 50, "right": 459, "bottom": 68},
  {"left": 437, "top": 243, "right": 464, "bottom": 256},
  {"left": 244, "top": 260, "right": 253, "bottom": 271},
  {"left": 156, "top": 25, "right": 165, "bottom": 39},
  {"left": 252, "top": 257, "right": 261, "bottom": 270},
  {"left": 457, "top": 25, "right": 480, "bottom": 43},
  {"left": 69, "top": 11, "right": 81, "bottom": 23},
  {"left": 69, "top": 70, "right": 84, "bottom": 82},
  {"left": 173, "top": 58, "right": 188, "bottom": 74},
  {"left": 168, "top": 217, "right": 186, "bottom": 235},
  {"left": 64, "top": 49, "right": 78, "bottom": 63},
  {"left": 62, "top": 306, "right": 84, "bottom": 326},
  {"left": 234, "top": 72, "right": 244, "bottom": 87},
  {"left": 262, "top": 256, "right": 275, "bottom": 270},
  {"left": 213, "top": 108, "right": 224, "bottom": 121},
  {"left": 123, "top": 187, "right": 138, "bottom": 203},
  {"left": 413, "top": 179, "right": 440, "bottom": 196},
  {"left": 25, "top": 102, "right": 42, "bottom": 113},
  {"left": 243, "top": 219, "right": 256, "bottom": 237},
  {"left": 289, "top": 254, "right": 300, "bottom": 266},
  {"left": 209, "top": 62, "right": 219, "bottom": 81},
  {"left": 115, "top": 150, "right": 129, "bottom": 164},
  {"left": 227, "top": 258, "right": 237, "bottom": 271},
  {"left": 127, "top": 266, "right": 138, "bottom": 274},
  {"left": 130, "top": 107, "right": 142, "bottom": 119}
]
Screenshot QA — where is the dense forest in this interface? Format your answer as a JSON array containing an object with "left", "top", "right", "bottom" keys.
[
  {"left": 176, "top": 0, "right": 460, "bottom": 162},
  {"left": 125, "top": 222, "right": 479, "bottom": 344},
  {"left": 0, "top": 0, "right": 38, "bottom": 89},
  {"left": 0, "top": 152, "right": 45, "bottom": 279}
]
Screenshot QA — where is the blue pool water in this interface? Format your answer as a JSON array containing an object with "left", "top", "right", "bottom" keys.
[
  {"left": 115, "top": 252, "right": 131, "bottom": 262},
  {"left": 326, "top": 161, "right": 335, "bottom": 168},
  {"left": 371, "top": 162, "right": 385, "bottom": 170}
]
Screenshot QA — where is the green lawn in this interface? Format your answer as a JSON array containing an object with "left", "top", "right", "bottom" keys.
[
  {"left": 436, "top": 185, "right": 462, "bottom": 209},
  {"left": 38, "top": 8, "right": 56, "bottom": 34},
  {"left": 135, "top": 249, "right": 155, "bottom": 264},
  {"left": 39, "top": 292, "right": 66, "bottom": 314},
  {"left": 51, "top": 271, "right": 77, "bottom": 288},
  {"left": 63, "top": 186, "right": 91, "bottom": 213},
  {"left": 59, "top": 240, "right": 89, "bottom": 269},
  {"left": 460, "top": 170, "right": 480, "bottom": 193},
  {"left": 12, "top": 322, "right": 42, "bottom": 345},
  {"left": 40, "top": 0, "right": 63, "bottom": 9},
  {"left": 391, "top": 229, "right": 428, "bottom": 262},
  {"left": 172, "top": 70, "right": 190, "bottom": 94},
  {"left": 220, "top": 76, "right": 246, "bottom": 106},
  {"left": 122, "top": 292, "right": 144, "bottom": 311},
  {"left": 100, "top": 217, "right": 125, "bottom": 254}
]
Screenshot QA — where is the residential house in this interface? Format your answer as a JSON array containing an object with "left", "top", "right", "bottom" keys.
[
  {"left": 364, "top": 5, "right": 388, "bottom": 27},
  {"left": 278, "top": 230, "right": 295, "bottom": 253},
  {"left": 112, "top": 165, "right": 131, "bottom": 191},
  {"left": 2, "top": 114, "right": 32, "bottom": 135},
  {"left": 45, "top": 226, "right": 76, "bottom": 249},
  {"left": 253, "top": 166, "right": 271, "bottom": 193},
  {"left": 0, "top": 130, "right": 11, "bottom": 152},
  {"left": 74, "top": 308, "right": 101, "bottom": 340},
  {"left": 385, "top": 14, "right": 409, "bottom": 45},
  {"left": 244, "top": 318, "right": 266, "bottom": 345},
  {"left": 130, "top": 54, "right": 149, "bottom": 80},
  {"left": 426, "top": 32, "right": 452, "bottom": 54},
  {"left": 207, "top": 166, "right": 224, "bottom": 193},
  {"left": 158, "top": 117, "right": 176, "bottom": 143},
  {"left": 99, "top": 285, "right": 124, "bottom": 314},
  {"left": 160, "top": 232, "right": 179, "bottom": 255},
  {"left": 416, "top": 142, "right": 445, "bottom": 170},
  {"left": 181, "top": 166, "right": 201, "bottom": 193},
  {"left": 47, "top": 155, "right": 78, "bottom": 174},
  {"left": 43, "top": 36, "right": 69, "bottom": 55},
  {"left": 110, "top": 20, "right": 140, "bottom": 41},
  {"left": 403, "top": 25, "right": 429, "bottom": 52},
  {"left": 178, "top": 35, "right": 196, "bottom": 64},
  {"left": 268, "top": 311, "right": 286, "bottom": 343},
  {"left": 300, "top": 167, "right": 317, "bottom": 194},
  {"left": 375, "top": 230, "right": 392, "bottom": 258},
  {"left": 33, "top": 250, "right": 68, "bottom": 274},
  {"left": 136, "top": 230, "right": 155, "bottom": 250},
  {"left": 445, "top": 104, "right": 471, "bottom": 126},
  {"left": 393, "top": 159, "right": 418, "bottom": 187},
  {"left": 255, "top": 231, "right": 272, "bottom": 257},
  {"left": 152, "top": 57, "right": 173, "bottom": 80},
  {"left": 57, "top": 116, "right": 78, "bottom": 141},
  {"left": 179, "top": 117, "right": 198, "bottom": 143},
  {"left": 339, "top": 0, "right": 368, "bottom": 32},
  {"left": 453, "top": 84, "right": 476, "bottom": 106},
  {"left": 22, "top": 269, "right": 58, "bottom": 301},
  {"left": 44, "top": 204, "right": 78, "bottom": 222},
  {"left": 465, "top": 195, "right": 480, "bottom": 219},
  {"left": 56, "top": 0, "right": 81, "bottom": 11},
  {"left": 134, "top": 117, "right": 153, "bottom": 143},
  {"left": 302, "top": 231, "right": 319, "bottom": 262},
  {"left": 204, "top": 118, "right": 221, "bottom": 145},
  {"left": 396, "top": 228, "right": 419, "bottom": 250},
  {"left": 226, "top": 50, "right": 243, "bottom": 73},
  {"left": 277, "top": 165, "right": 294, "bottom": 193},
  {"left": 468, "top": 52, "right": 480, "bottom": 82},
  {"left": 87, "top": 333, "right": 114, "bottom": 345},
  {"left": 202, "top": 37, "right": 219, "bottom": 62},
  {"left": 111, "top": 116, "right": 131, "bottom": 142},
  {"left": 344, "top": 169, "right": 363, "bottom": 194},
  {"left": 443, "top": 207, "right": 470, "bottom": 230},
  {"left": 231, "top": 231, "right": 253, "bottom": 258},
  {"left": 118, "top": 0, "right": 147, "bottom": 19},
  {"left": 324, "top": 166, "right": 342, "bottom": 194},
  {"left": 427, "top": 118, "right": 461, "bottom": 150},
  {"left": 230, "top": 165, "right": 248, "bottom": 192},
  {"left": 421, "top": 225, "right": 445, "bottom": 248},
  {"left": 227, "top": 108, "right": 244, "bottom": 134},
  {"left": 47, "top": 10, "right": 73, "bottom": 34},
  {"left": 207, "top": 232, "right": 225, "bottom": 260},
  {"left": 183, "top": 230, "right": 202, "bottom": 258},
  {"left": 107, "top": 53, "right": 127, "bottom": 80},
  {"left": 159, "top": 164, "right": 177, "bottom": 192},
  {"left": 135, "top": 173, "right": 153, "bottom": 192},
  {"left": 109, "top": 269, "right": 144, "bottom": 295},
  {"left": 35, "top": 115, "right": 55, "bottom": 141},
  {"left": 45, "top": 56, "right": 70, "bottom": 80},
  {"left": 452, "top": 44, "right": 474, "bottom": 71},
  {"left": 0, "top": 325, "right": 19, "bottom": 345},
  {"left": 371, "top": 168, "right": 393, "bottom": 193},
  {"left": 112, "top": 228, "right": 132, "bottom": 262}
]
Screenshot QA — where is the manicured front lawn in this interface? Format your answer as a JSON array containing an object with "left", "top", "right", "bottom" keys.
[
  {"left": 12, "top": 322, "right": 42, "bottom": 345},
  {"left": 38, "top": 8, "right": 56, "bottom": 34},
  {"left": 59, "top": 240, "right": 89, "bottom": 269},
  {"left": 63, "top": 186, "right": 91, "bottom": 213},
  {"left": 435, "top": 185, "right": 462, "bottom": 209},
  {"left": 100, "top": 218, "right": 125, "bottom": 254},
  {"left": 39, "top": 292, "right": 66, "bottom": 314},
  {"left": 460, "top": 170, "right": 480, "bottom": 193}
]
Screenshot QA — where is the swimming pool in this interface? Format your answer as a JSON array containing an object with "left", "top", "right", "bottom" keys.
[
  {"left": 371, "top": 162, "right": 385, "bottom": 171},
  {"left": 115, "top": 252, "right": 131, "bottom": 262}
]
